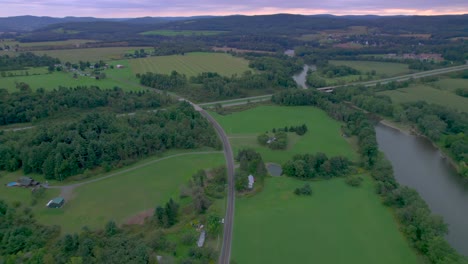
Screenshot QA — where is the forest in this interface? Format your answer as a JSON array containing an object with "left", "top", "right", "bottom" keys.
[
  {"left": 0, "top": 102, "right": 220, "bottom": 180},
  {"left": 0, "top": 86, "right": 174, "bottom": 125},
  {"left": 0, "top": 52, "right": 60, "bottom": 71}
]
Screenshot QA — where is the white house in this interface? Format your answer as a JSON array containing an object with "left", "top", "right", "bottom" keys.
[{"left": 248, "top": 175, "right": 255, "bottom": 189}]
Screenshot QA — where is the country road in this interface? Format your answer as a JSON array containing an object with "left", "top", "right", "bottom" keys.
[{"left": 188, "top": 102, "right": 235, "bottom": 264}]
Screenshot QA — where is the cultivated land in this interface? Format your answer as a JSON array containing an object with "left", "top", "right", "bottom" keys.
[
  {"left": 129, "top": 52, "right": 251, "bottom": 77},
  {"left": 1, "top": 39, "right": 97, "bottom": 48},
  {"left": 32, "top": 46, "right": 152, "bottom": 63},
  {"left": 1, "top": 151, "right": 224, "bottom": 233},
  {"left": 211, "top": 105, "right": 357, "bottom": 164},
  {"left": 140, "top": 30, "right": 227, "bottom": 36},
  {"left": 231, "top": 177, "right": 418, "bottom": 264},
  {"left": 379, "top": 82, "right": 468, "bottom": 112},
  {"left": 329, "top": 60, "right": 413, "bottom": 77}
]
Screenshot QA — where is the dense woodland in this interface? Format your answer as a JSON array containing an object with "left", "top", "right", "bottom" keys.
[
  {"left": 271, "top": 89, "right": 464, "bottom": 263},
  {"left": 0, "top": 52, "right": 59, "bottom": 71},
  {"left": 0, "top": 102, "right": 220, "bottom": 180},
  {"left": 0, "top": 86, "right": 174, "bottom": 125},
  {"left": 283, "top": 153, "right": 351, "bottom": 179}
]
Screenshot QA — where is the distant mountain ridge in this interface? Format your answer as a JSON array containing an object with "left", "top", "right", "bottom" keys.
[{"left": 0, "top": 15, "right": 218, "bottom": 32}]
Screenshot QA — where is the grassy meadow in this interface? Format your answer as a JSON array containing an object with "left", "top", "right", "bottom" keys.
[
  {"left": 211, "top": 105, "right": 357, "bottom": 164},
  {"left": 329, "top": 60, "right": 412, "bottom": 77},
  {"left": 141, "top": 30, "right": 226, "bottom": 36},
  {"left": 1, "top": 151, "right": 224, "bottom": 233},
  {"left": 379, "top": 83, "right": 468, "bottom": 112},
  {"left": 2, "top": 39, "right": 96, "bottom": 48},
  {"left": 130, "top": 52, "right": 251, "bottom": 77},
  {"left": 231, "top": 177, "right": 418, "bottom": 264}
]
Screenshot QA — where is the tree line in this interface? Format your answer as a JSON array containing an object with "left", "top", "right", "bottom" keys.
[
  {"left": 0, "top": 52, "right": 60, "bottom": 71},
  {"left": 271, "top": 88, "right": 464, "bottom": 263},
  {"left": 283, "top": 153, "right": 351, "bottom": 179},
  {"left": 0, "top": 102, "right": 220, "bottom": 180},
  {"left": 0, "top": 86, "right": 174, "bottom": 126},
  {"left": 235, "top": 149, "right": 267, "bottom": 191}
]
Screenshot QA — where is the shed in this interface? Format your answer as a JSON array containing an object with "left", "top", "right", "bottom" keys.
[
  {"left": 248, "top": 175, "right": 255, "bottom": 189},
  {"left": 18, "top": 177, "right": 32, "bottom": 186},
  {"left": 46, "top": 197, "right": 65, "bottom": 208},
  {"left": 116, "top": 64, "right": 125, "bottom": 69}
]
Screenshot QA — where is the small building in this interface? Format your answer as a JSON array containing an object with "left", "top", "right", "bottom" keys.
[
  {"left": 46, "top": 197, "right": 65, "bottom": 208},
  {"left": 116, "top": 64, "right": 125, "bottom": 69},
  {"left": 18, "top": 177, "right": 40, "bottom": 187},
  {"left": 266, "top": 137, "right": 276, "bottom": 144},
  {"left": 197, "top": 230, "right": 206, "bottom": 247},
  {"left": 248, "top": 175, "right": 255, "bottom": 189}
]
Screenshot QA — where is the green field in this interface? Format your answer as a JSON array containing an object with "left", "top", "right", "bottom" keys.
[
  {"left": 211, "top": 105, "right": 357, "bottom": 164},
  {"left": 141, "top": 30, "right": 226, "bottom": 36},
  {"left": 1, "top": 151, "right": 224, "bottom": 233},
  {"left": 232, "top": 177, "right": 418, "bottom": 264},
  {"left": 379, "top": 83, "right": 468, "bottom": 112},
  {"left": 32, "top": 46, "right": 152, "bottom": 63},
  {"left": 433, "top": 78, "right": 468, "bottom": 92},
  {"left": 330, "top": 60, "right": 413, "bottom": 77},
  {"left": 130, "top": 52, "right": 251, "bottom": 77}
]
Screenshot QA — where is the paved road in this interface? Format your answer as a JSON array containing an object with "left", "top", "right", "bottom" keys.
[{"left": 187, "top": 101, "right": 235, "bottom": 264}]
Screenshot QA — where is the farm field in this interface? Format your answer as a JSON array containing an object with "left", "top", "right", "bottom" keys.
[
  {"left": 31, "top": 46, "right": 152, "bottom": 63},
  {"left": 433, "top": 78, "right": 468, "bottom": 92},
  {"left": 379, "top": 84, "right": 468, "bottom": 112},
  {"left": 129, "top": 52, "right": 251, "bottom": 77},
  {"left": 211, "top": 105, "right": 357, "bottom": 164},
  {"left": 141, "top": 30, "right": 227, "bottom": 36},
  {"left": 0, "top": 151, "right": 225, "bottom": 233},
  {"left": 231, "top": 176, "right": 418, "bottom": 264},
  {"left": 330, "top": 60, "right": 413, "bottom": 77}
]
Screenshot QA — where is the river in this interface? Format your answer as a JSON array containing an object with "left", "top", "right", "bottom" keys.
[
  {"left": 375, "top": 123, "right": 468, "bottom": 256},
  {"left": 292, "top": 64, "right": 316, "bottom": 89}
]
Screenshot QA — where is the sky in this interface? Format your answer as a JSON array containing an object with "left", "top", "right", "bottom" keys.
[{"left": 1, "top": 0, "right": 467, "bottom": 18}]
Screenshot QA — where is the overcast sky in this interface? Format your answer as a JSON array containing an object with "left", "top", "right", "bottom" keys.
[{"left": 1, "top": 0, "right": 467, "bottom": 17}]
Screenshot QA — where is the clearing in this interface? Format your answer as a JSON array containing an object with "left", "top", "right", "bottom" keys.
[
  {"left": 379, "top": 83, "right": 468, "bottom": 112},
  {"left": 1, "top": 151, "right": 224, "bottom": 233},
  {"left": 129, "top": 52, "right": 251, "bottom": 77},
  {"left": 32, "top": 46, "right": 152, "bottom": 63},
  {"left": 232, "top": 176, "right": 418, "bottom": 264},
  {"left": 211, "top": 105, "right": 357, "bottom": 164},
  {"left": 329, "top": 60, "right": 413, "bottom": 77}
]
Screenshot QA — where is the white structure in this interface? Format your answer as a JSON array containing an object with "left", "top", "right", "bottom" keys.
[
  {"left": 197, "top": 230, "right": 206, "bottom": 247},
  {"left": 248, "top": 175, "right": 255, "bottom": 189}
]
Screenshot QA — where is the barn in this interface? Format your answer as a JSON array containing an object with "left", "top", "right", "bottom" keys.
[{"left": 46, "top": 197, "right": 65, "bottom": 208}]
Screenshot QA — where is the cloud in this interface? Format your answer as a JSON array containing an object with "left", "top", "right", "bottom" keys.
[{"left": 0, "top": 0, "right": 466, "bottom": 17}]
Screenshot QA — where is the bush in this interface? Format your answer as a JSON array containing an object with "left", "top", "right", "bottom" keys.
[
  {"left": 345, "top": 175, "right": 364, "bottom": 187},
  {"left": 294, "top": 184, "right": 312, "bottom": 196}
]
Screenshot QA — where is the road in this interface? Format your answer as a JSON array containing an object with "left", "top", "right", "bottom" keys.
[{"left": 187, "top": 101, "right": 235, "bottom": 264}]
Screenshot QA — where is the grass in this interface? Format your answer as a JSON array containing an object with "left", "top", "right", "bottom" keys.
[
  {"left": 232, "top": 176, "right": 418, "bottom": 264},
  {"left": 433, "top": 78, "right": 468, "bottom": 92},
  {"left": 24, "top": 151, "right": 224, "bottom": 233},
  {"left": 129, "top": 52, "right": 251, "bottom": 77},
  {"left": 31, "top": 47, "right": 152, "bottom": 63},
  {"left": 140, "top": 30, "right": 226, "bottom": 36},
  {"left": 379, "top": 83, "right": 468, "bottom": 112},
  {"left": 211, "top": 105, "right": 357, "bottom": 164},
  {"left": 329, "top": 60, "right": 413, "bottom": 77}
]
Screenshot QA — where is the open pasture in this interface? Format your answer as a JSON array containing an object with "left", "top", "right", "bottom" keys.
[
  {"left": 232, "top": 176, "right": 418, "bottom": 264},
  {"left": 212, "top": 105, "right": 357, "bottom": 164}
]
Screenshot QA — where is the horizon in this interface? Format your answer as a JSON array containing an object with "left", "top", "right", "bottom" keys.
[{"left": 0, "top": 0, "right": 467, "bottom": 18}]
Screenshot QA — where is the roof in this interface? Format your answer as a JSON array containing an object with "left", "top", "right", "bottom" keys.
[
  {"left": 52, "top": 197, "right": 64, "bottom": 203},
  {"left": 248, "top": 175, "right": 254, "bottom": 183},
  {"left": 19, "top": 177, "right": 32, "bottom": 185}
]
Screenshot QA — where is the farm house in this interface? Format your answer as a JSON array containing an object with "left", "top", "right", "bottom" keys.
[{"left": 46, "top": 197, "right": 65, "bottom": 208}]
